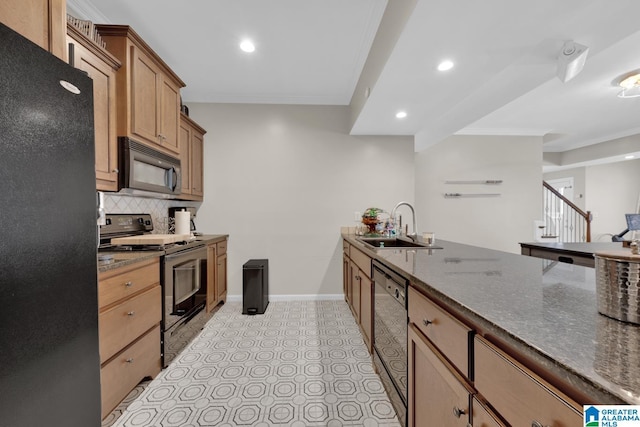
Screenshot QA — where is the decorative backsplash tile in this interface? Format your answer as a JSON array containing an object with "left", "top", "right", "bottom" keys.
[{"left": 104, "top": 194, "right": 200, "bottom": 234}]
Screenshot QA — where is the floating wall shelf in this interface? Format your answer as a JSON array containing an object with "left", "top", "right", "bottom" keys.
[
  {"left": 444, "top": 193, "right": 501, "bottom": 198},
  {"left": 444, "top": 180, "right": 503, "bottom": 185}
]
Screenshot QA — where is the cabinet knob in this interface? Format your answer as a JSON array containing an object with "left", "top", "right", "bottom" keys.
[
  {"left": 531, "top": 422, "right": 548, "bottom": 427},
  {"left": 452, "top": 407, "right": 466, "bottom": 418},
  {"left": 423, "top": 319, "right": 433, "bottom": 327},
  {"left": 125, "top": 281, "right": 133, "bottom": 287},
  {"left": 127, "top": 311, "right": 135, "bottom": 316},
  {"left": 112, "top": 168, "right": 119, "bottom": 173},
  {"left": 126, "top": 358, "right": 134, "bottom": 363}
]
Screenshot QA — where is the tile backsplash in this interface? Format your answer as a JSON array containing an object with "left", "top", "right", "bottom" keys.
[{"left": 104, "top": 194, "right": 200, "bottom": 234}]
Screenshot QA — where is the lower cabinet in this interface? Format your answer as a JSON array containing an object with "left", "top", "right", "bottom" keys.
[
  {"left": 471, "top": 397, "right": 506, "bottom": 427},
  {"left": 342, "top": 239, "right": 373, "bottom": 353},
  {"left": 407, "top": 284, "right": 583, "bottom": 427},
  {"left": 207, "top": 238, "right": 228, "bottom": 312},
  {"left": 98, "top": 258, "right": 162, "bottom": 419},
  {"left": 408, "top": 324, "right": 472, "bottom": 427},
  {"left": 474, "top": 336, "right": 582, "bottom": 427}
]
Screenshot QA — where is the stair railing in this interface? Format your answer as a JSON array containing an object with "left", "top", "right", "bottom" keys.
[{"left": 542, "top": 181, "right": 592, "bottom": 242}]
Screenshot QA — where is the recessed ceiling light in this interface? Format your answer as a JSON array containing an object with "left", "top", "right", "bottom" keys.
[
  {"left": 437, "top": 60, "right": 454, "bottom": 71},
  {"left": 626, "top": 155, "right": 635, "bottom": 159},
  {"left": 240, "top": 39, "right": 255, "bottom": 53},
  {"left": 396, "top": 111, "right": 407, "bottom": 119}
]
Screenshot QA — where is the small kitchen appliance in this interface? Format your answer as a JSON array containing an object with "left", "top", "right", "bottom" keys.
[{"left": 169, "top": 206, "right": 198, "bottom": 234}]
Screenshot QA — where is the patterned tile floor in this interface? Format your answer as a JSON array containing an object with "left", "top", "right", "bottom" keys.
[{"left": 104, "top": 300, "right": 401, "bottom": 427}]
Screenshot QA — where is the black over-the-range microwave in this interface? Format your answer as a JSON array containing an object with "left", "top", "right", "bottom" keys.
[{"left": 119, "top": 137, "right": 181, "bottom": 196}]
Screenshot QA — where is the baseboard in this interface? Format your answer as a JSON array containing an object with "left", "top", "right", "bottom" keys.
[{"left": 226, "top": 294, "right": 344, "bottom": 302}]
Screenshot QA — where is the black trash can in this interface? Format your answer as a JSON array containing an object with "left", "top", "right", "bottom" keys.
[{"left": 242, "top": 259, "right": 269, "bottom": 315}]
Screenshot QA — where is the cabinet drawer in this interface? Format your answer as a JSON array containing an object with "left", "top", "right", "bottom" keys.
[
  {"left": 99, "top": 258, "right": 159, "bottom": 309},
  {"left": 216, "top": 240, "right": 227, "bottom": 255},
  {"left": 350, "top": 246, "right": 371, "bottom": 278},
  {"left": 99, "top": 285, "right": 161, "bottom": 363},
  {"left": 100, "top": 324, "right": 161, "bottom": 419},
  {"left": 474, "top": 336, "right": 582, "bottom": 427},
  {"left": 408, "top": 286, "right": 471, "bottom": 376},
  {"left": 528, "top": 248, "right": 594, "bottom": 267},
  {"left": 343, "top": 240, "right": 350, "bottom": 256}
]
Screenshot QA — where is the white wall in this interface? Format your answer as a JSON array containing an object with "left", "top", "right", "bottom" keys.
[
  {"left": 585, "top": 159, "right": 640, "bottom": 241},
  {"left": 543, "top": 166, "right": 586, "bottom": 211},
  {"left": 188, "top": 103, "right": 414, "bottom": 298},
  {"left": 414, "top": 135, "right": 542, "bottom": 253}
]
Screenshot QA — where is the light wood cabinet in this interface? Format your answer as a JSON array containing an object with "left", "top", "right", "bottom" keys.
[
  {"left": 342, "top": 239, "right": 373, "bottom": 353},
  {"left": 98, "top": 258, "right": 162, "bottom": 419},
  {"left": 471, "top": 397, "right": 506, "bottom": 427},
  {"left": 474, "top": 336, "right": 582, "bottom": 427},
  {"left": 408, "top": 324, "right": 472, "bottom": 427},
  {"left": 206, "top": 238, "right": 229, "bottom": 312},
  {"left": 66, "top": 24, "right": 121, "bottom": 191},
  {"left": 407, "top": 280, "right": 582, "bottom": 426},
  {"left": 95, "top": 25, "right": 185, "bottom": 157},
  {"left": 408, "top": 286, "right": 471, "bottom": 376},
  {"left": 179, "top": 113, "right": 206, "bottom": 200},
  {"left": 0, "top": 0, "right": 66, "bottom": 60}
]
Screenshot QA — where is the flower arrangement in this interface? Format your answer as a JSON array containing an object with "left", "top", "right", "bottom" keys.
[{"left": 362, "top": 207, "right": 384, "bottom": 233}]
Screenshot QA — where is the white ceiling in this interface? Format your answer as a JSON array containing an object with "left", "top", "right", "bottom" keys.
[{"left": 72, "top": 0, "right": 640, "bottom": 166}]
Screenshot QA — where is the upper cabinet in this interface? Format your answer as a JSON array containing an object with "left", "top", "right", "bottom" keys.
[
  {"left": 66, "top": 23, "right": 121, "bottom": 191},
  {"left": 0, "top": 0, "right": 66, "bottom": 60},
  {"left": 179, "top": 113, "right": 206, "bottom": 200},
  {"left": 95, "top": 25, "right": 185, "bottom": 157}
]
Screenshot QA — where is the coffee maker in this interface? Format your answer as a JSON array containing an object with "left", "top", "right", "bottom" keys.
[{"left": 168, "top": 207, "right": 199, "bottom": 235}]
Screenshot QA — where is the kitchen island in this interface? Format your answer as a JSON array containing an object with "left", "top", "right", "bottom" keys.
[{"left": 343, "top": 234, "right": 640, "bottom": 410}]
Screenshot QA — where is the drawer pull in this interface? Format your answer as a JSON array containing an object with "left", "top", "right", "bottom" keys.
[
  {"left": 127, "top": 311, "right": 135, "bottom": 316},
  {"left": 124, "top": 281, "right": 133, "bottom": 287},
  {"left": 452, "top": 407, "right": 466, "bottom": 418},
  {"left": 531, "top": 422, "right": 548, "bottom": 427},
  {"left": 126, "top": 358, "right": 134, "bottom": 363},
  {"left": 423, "top": 319, "right": 433, "bottom": 327}
]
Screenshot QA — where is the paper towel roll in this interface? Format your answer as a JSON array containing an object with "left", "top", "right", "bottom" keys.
[{"left": 175, "top": 210, "right": 191, "bottom": 236}]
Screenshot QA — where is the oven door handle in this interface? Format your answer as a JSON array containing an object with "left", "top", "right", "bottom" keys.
[{"left": 164, "top": 245, "right": 206, "bottom": 261}]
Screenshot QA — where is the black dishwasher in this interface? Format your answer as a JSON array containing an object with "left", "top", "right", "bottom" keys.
[{"left": 372, "top": 259, "right": 408, "bottom": 427}]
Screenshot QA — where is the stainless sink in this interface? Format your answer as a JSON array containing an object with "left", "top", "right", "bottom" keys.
[{"left": 357, "top": 237, "right": 443, "bottom": 250}]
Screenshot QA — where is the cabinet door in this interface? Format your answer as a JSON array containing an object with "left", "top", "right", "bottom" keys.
[
  {"left": 130, "top": 46, "right": 159, "bottom": 145},
  {"left": 179, "top": 120, "right": 192, "bottom": 195},
  {"left": 206, "top": 244, "right": 217, "bottom": 312},
  {"left": 216, "top": 252, "right": 227, "bottom": 302},
  {"left": 360, "top": 272, "right": 373, "bottom": 352},
  {"left": 408, "top": 324, "right": 471, "bottom": 427},
  {"left": 158, "top": 77, "right": 180, "bottom": 154},
  {"left": 350, "top": 260, "right": 361, "bottom": 321},
  {"left": 472, "top": 397, "right": 506, "bottom": 427},
  {"left": 0, "top": 0, "right": 66, "bottom": 60},
  {"left": 68, "top": 35, "right": 119, "bottom": 191},
  {"left": 191, "top": 130, "right": 204, "bottom": 197}
]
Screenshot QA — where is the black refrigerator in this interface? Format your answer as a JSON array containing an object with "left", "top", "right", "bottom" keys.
[{"left": 0, "top": 23, "right": 101, "bottom": 426}]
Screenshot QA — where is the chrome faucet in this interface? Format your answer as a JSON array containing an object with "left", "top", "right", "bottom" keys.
[{"left": 391, "top": 201, "right": 417, "bottom": 241}]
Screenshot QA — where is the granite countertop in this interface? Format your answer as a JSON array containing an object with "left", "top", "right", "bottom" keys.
[
  {"left": 344, "top": 234, "right": 640, "bottom": 405},
  {"left": 98, "top": 234, "right": 228, "bottom": 272}
]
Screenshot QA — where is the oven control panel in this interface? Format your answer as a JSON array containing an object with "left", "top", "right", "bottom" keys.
[{"left": 100, "top": 214, "right": 154, "bottom": 235}]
